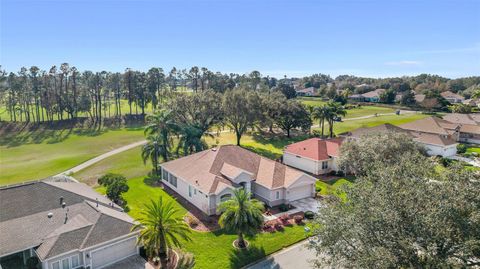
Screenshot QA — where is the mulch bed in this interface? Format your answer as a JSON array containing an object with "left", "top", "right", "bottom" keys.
[
  {"left": 146, "top": 249, "right": 178, "bottom": 269},
  {"left": 162, "top": 183, "right": 220, "bottom": 232}
]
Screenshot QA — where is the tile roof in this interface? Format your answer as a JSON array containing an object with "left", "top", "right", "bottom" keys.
[
  {"left": 0, "top": 182, "right": 135, "bottom": 259},
  {"left": 161, "top": 145, "right": 306, "bottom": 193},
  {"left": 443, "top": 113, "right": 480, "bottom": 125},
  {"left": 399, "top": 117, "right": 456, "bottom": 135},
  {"left": 440, "top": 91, "right": 465, "bottom": 100},
  {"left": 362, "top": 89, "right": 385, "bottom": 98},
  {"left": 410, "top": 132, "right": 457, "bottom": 146},
  {"left": 348, "top": 124, "right": 409, "bottom": 138},
  {"left": 284, "top": 138, "right": 344, "bottom": 160}
]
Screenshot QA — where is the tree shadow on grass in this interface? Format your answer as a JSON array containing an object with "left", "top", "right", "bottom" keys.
[{"left": 229, "top": 245, "right": 266, "bottom": 269}]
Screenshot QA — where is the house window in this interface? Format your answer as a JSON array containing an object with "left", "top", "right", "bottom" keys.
[
  {"left": 276, "top": 191, "right": 280, "bottom": 199},
  {"left": 62, "top": 258, "right": 70, "bottom": 269},
  {"left": 169, "top": 175, "right": 177, "bottom": 187},
  {"left": 220, "top": 193, "right": 232, "bottom": 202},
  {"left": 71, "top": 255, "right": 79, "bottom": 268},
  {"left": 189, "top": 185, "right": 193, "bottom": 197},
  {"left": 162, "top": 169, "right": 169, "bottom": 181},
  {"left": 52, "top": 261, "right": 60, "bottom": 269},
  {"left": 322, "top": 161, "right": 328, "bottom": 169}
]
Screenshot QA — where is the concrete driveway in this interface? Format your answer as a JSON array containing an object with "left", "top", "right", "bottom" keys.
[
  {"left": 246, "top": 241, "right": 316, "bottom": 269},
  {"left": 103, "top": 255, "right": 146, "bottom": 269}
]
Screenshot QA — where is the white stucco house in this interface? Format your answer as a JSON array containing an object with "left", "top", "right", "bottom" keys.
[
  {"left": 0, "top": 181, "right": 140, "bottom": 269},
  {"left": 282, "top": 138, "right": 344, "bottom": 175},
  {"left": 160, "top": 145, "right": 317, "bottom": 215}
]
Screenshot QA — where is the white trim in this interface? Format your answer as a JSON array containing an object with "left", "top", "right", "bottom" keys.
[
  {"left": 90, "top": 237, "right": 138, "bottom": 269},
  {"left": 284, "top": 151, "right": 332, "bottom": 162},
  {"left": 81, "top": 232, "right": 139, "bottom": 252}
]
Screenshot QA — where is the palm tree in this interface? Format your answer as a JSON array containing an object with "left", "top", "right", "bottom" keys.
[
  {"left": 144, "top": 109, "right": 176, "bottom": 161},
  {"left": 176, "top": 124, "right": 208, "bottom": 156},
  {"left": 326, "top": 102, "right": 346, "bottom": 138},
  {"left": 312, "top": 105, "right": 330, "bottom": 137},
  {"left": 218, "top": 189, "right": 264, "bottom": 248},
  {"left": 133, "top": 197, "right": 191, "bottom": 268},
  {"left": 142, "top": 134, "right": 168, "bottom": 176}
]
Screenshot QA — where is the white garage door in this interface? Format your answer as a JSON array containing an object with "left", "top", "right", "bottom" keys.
[
  {"left": 288, "top": 185, "right": 312, "bottom": 201},
  {"left": 91, "top": 237, "right": 137, "bottom": 268}
]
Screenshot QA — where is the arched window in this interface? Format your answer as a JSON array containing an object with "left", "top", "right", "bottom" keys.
[{"left": 220, "top": 193, "right": 232, "bottom": 202}]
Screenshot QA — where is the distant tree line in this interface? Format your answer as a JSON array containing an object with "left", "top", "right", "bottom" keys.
[{"left": 0, "top": 64, "right": 289, "bottom": 125}]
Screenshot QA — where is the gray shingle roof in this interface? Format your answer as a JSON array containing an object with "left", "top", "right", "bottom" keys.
[{"left": 0, "top": 181, "right": 135, "bottom": 259}]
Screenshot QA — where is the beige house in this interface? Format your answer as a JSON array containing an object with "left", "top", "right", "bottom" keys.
[
  {"left": 440, "top": 91, "right": 465, "bottom": 103},
  {"left": 160, "top": 145, "right": 316, "bottom": 215}
]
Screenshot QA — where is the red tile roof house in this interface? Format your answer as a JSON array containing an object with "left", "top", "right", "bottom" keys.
[
  {"left": 282, "top": 138, "right": 344, "bottom": 175},
  {"left": 160, "top": 145, "right": 317, "bottom": 215}
]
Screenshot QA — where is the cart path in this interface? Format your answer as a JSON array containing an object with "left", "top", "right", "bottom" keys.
[{"left": 55, "top": 140, "right": 148, "bottom": 176}]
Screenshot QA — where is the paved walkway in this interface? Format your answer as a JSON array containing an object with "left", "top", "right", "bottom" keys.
[
  {"left": 55, "top": 140, "right": 147, "bottom": 176},
  {"left": 246, "top": 240, "right": 316, "bottom": 269},
  {"left": 447, "top": 155, "right": 480, "bottom": 167}
]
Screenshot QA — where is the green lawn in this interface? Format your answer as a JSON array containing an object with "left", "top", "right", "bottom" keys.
[
  {"left": 109, "top": 177, "right": 309, "bottom": 269},
  {"left": 298, "top": 96, "right": 327, "bottom": 107},
  {"left": 315, "top": 177, "right": 354, "bottom": 201},
  {"left": 316, "top": 113, "right": 430, "bottom": 135},
  {"left": 0, "top": 128, "right": 145, "bottom": 185},
  {"left": 74, "top": 145, "right": 152, "bottom": 186},
  {"left": 342, "top": 106, "right": 395, "bottom": 119},
  {"left": 466, "top": 145, "right": 480, "bottom": 155}
]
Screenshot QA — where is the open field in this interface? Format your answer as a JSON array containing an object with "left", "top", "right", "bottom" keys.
[
  {"left": 0, "top": 127, "right": 145, "bottom": 185},
  {"left": 97, "top": 177, "right": 309, "bottom": 269}
]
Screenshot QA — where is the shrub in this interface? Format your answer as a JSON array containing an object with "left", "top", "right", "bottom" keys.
[
  {"left": 457, "top": 144, "right": 467, "bottom": 154},
  {"left": 304, "top": 211, "right": 315, "bottom": 219},
  {"left": 279, "top": 204, "right": 289, "bottom": 212},
  {"left": 186, "top": 215, "right": 199, "bottom": 228},
  {"left": 294, "top": 215, "right": 304, "bottom": 224},
  {"left": 279, "top": 213, "right": 290, "bottom": 225},
  {"left": 274, "top": 222, "right": 284, "bottom": 231}
]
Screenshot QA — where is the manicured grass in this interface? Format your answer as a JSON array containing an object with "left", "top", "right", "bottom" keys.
[
  {"left": 466, "top": 145, "right": 480, "bottom": 154},
  {"left": 0, "top": 128, "right": 145, "bottom": 185},
  {"left": 205, "top": 132, "right": 309, "bottom": 160},
  {"left": 298, "top": 96, "right": 327, "bottom": 107},
  {"left": 315, "top": 177, "right": 354, "bottom": 201},
  {"left": 74, "top": 145, "right": 152, "bottom": 186},
  {"left": 342, "top": 106, "right": 395, "bottom": 119},
  {"left": 111, "top": 177, "right": 309, "bottom": 269},
  {"left": 314, "top": 113, "right": 430, "bottom": 135}
]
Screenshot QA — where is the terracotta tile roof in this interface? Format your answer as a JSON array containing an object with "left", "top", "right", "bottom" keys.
[
  {"left": 161, "top": 145, "right": 306, "bottom": 193},
  {"left": 460, "top": 124, "right": 480, "bottom": 135},
  {"left": 284, "top": 138, "right": 344, "bottom": 160}
]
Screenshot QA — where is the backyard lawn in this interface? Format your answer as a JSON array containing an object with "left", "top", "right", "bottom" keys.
[
  {"left": 102, "top": 177, "right": 309, "bottom": 269},
  {"left": 315, "top": 177, "right": 355, "bottom": 201},
  {"left": 466, "top": 145, "right": 480, "bottom": 155},
  {"left": 0, "top": 127, "right": 145, "bottom": 185}
]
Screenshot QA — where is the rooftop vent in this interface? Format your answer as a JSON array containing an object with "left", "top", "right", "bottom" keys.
[
  {"left": 59, "top": 196, "right": 64, "bottom": 205},
  {"left": 47, "top": 212, "right": 53, "bottom": 219},
  {"left": 62, "top": 202, "right": 66, "bottom": 209}
]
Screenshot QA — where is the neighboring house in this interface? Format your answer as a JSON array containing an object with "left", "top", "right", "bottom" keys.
[
  {"left": 442, "top": 113, "right": 480, "bottom": 144},
  {"left": 0, "top": 181, "right": 139, "bottom": 269},
  {"left": 282, "top": 138, "right": 343, "bottom": 175},
  {"left": 361, "top": 89, "right": 386, "bottom": 102},
  {"left": 348, "top": 94, "right": 365, "bottom": 102},
  {"left": 440, "top": 91, "right": 465, "bottom": 104},
  {"left": 295, "top": 87, "right": 315, "bottom": 96},
  {"left": 463, "top": 99, "right": 480, "bottom": 107},
  {"left": 343, "top": 123, "right": 458, "bottom": 157},
  {"left": 160, "top": 145, "right": 316, "bottom": 215}
]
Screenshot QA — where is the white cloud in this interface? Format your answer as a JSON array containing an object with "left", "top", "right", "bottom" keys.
[{"left": 385, "top": 60, "right": 423, "bottom": 66}]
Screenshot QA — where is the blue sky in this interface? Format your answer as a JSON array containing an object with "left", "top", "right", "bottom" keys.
[{"left": 1, "top": 0, "right": 479, "bottom": 78}]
